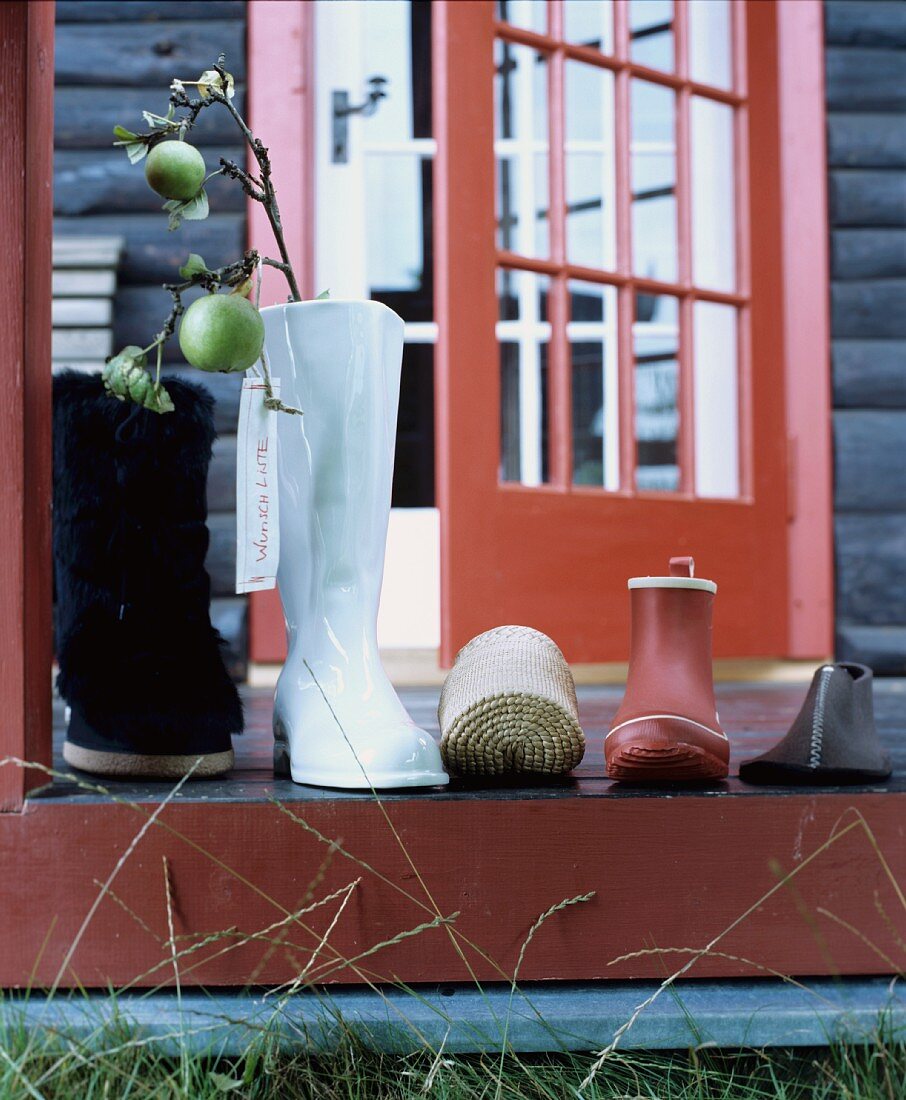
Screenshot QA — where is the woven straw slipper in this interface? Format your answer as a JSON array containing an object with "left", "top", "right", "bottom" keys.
[{"left": 438, "top": 626, "right": 585, "bottom": 777}]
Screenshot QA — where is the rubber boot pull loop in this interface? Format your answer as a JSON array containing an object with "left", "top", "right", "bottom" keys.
[{"left": 669, "top": 556, "right": 695, "bottom": 578}]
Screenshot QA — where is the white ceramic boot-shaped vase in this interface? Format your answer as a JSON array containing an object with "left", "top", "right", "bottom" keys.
[{"left": 262, "top": 300, "right": 448, "bottom": 789}]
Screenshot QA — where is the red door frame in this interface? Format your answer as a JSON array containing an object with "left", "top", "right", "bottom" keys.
[
  {"left": 0, "top": 0, "right": 54, "bottom": 811},
  {"left": 433, "top": 0, "right": 832, "bottom": 666},
  {"left": 775, "top": 0, "right": 834, "bottom": 658}
]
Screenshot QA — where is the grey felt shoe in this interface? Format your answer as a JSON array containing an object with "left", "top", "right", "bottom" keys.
[{"left": 739, "top": 663, "right": 892, "bottom": 785}]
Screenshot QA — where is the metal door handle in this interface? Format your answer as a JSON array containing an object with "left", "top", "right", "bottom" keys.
[{"left": 332, "top": 75, "right": 389, "bottom": 163}]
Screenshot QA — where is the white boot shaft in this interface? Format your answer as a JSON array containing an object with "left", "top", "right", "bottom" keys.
[{"left": 262, "top": 300, "right": 447, "bottom": 789}]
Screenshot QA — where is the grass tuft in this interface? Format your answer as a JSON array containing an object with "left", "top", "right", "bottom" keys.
[{"left": 0, "top": 1021, "right": 902, "bottom": 1099}]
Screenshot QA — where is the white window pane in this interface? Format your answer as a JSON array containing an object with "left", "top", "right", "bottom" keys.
[
  {"left": 629, "top": 0, "right": 674, "bottom": 72},
  {"left": 498, "top": 266, "right": 549, "bottom": 322},
  {"left": 394, "top": 344, "right": 435, "bottom": 507},
  {"left": 495, "top": 0, "right": 546, "bottom": 33},
  {"left": 690, "top": 97, "right": 736, "bottom": 292},
  {"left": 497, "top": 270, "right": 551, "bottom": 485},
  {"left": 631, "top": 81, "right": 677, "bottom": 282},
  {"left": 569, "top": 282, "right": 619, "bottom": 490},
  {"left": 564, "top": 0, "right": 614, "bottom": 53},
  {"left": 688, "top": 0, "right": 733, "bottom": 90},
  {"left": 364, "top": 154, "right": 433, "bottom": 322},
  {"left": 495, "top": 41, "right": 550, "bottom": 258},
  {"left": 360, "top": 0, "right": 432, "bottom": 143},
  {"left": 534, "top": 154, "right": 550, "bottom": 256},
  {"left": 631, "top": 77, "right": 674, "bottom": 143},
  {"left": 565, "top": 62, "right": 616, "bottom": 269},
  {"left": 634, "top": 293, "right": 679, "bottom": 492},
  {"left": 693, "top": 301, "right": 739, "bottom": 498}
]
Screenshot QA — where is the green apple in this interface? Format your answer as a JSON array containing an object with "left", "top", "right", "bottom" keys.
[
  {"left": 144, "top": 140, "right": 206, "bottom": 201},
  {"left": 178, "top": 293, "right": 265, "bottom": 373}
]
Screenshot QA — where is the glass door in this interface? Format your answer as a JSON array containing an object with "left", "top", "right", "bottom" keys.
[
  {"left": 435, "top": 0, "right": 792, "bottom": 663},
  {"left": 314, "top": 0, "right": 440, "bottom": 651}
]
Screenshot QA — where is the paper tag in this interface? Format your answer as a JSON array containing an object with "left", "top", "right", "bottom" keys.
[{"left": 236, "top": 378, "right": 280, "bottom": 593}]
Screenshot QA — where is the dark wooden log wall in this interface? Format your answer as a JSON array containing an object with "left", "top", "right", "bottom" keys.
[
  {"left": 827, "top": 2, "right": 906, "bottom": 674},
  {"left": 54, "top": 1, "right": 248, "bottom": 678}
]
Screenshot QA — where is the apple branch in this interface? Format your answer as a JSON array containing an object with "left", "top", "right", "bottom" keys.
[
  {"left": 153, "top": 251, "right": 261, "bottom": 351},
  {"left": 108, "top": 58, "right": 309, "bottom": 414},
  {"left": 169, "top": 63, "right": 302, "bottom": 303}
]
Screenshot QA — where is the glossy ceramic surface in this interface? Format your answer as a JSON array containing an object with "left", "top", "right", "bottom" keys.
[{"left": 261, "top": 300, "right": 448, "bottom": 789}]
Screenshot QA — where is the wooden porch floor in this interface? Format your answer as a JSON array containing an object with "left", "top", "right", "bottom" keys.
[
  {"left": 41, "top": 680, "right": 906, "bottom": 803},
  {"left": 5, "top": 680, "right": 902, "bottom": 990}
]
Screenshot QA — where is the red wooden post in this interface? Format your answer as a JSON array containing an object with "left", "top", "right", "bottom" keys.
[
  {"left": 246, "top": 0, "right": 315, "bottom": 665},
  {"left": 775, "top": 0, "right": 834, "bottom": 659},
  {"left": 434, "top": 0, "right": 501, "bottom": 667},
  {"left": 0, "top": 1, "right": 54, "bottom": 811},
  {"left": 246, "top": 0, "right": 315, "bottom": 307}
]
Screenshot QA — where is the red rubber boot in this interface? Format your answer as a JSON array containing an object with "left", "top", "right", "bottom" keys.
[{"left": 605, "top": 556, "right": 729, "bottom": 783}]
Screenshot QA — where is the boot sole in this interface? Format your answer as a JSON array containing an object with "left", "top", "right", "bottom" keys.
[
  {"left": 738, "top": 760, "right": 892, "bottom": 786},
  {"left": 607, "top": 741, "right": 728, "bottom": 782},
  {"left": 606, "top": 714, "right": 729, "bottom": 783},
  {"left": 64, "top": 742, "right": 234, "bottom": 779}
]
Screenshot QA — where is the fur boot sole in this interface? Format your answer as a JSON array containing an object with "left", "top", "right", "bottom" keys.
[
  {"left": 606, "top": 717, "right": 729, "bottom": 782},
  {"left": 63, "top": 741, "right": 234, "bottom": 779}
]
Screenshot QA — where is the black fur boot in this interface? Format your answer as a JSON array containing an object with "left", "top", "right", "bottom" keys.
[{"left": 53, "top": 371, "right": 243, "bottom": 778}]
